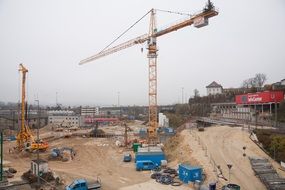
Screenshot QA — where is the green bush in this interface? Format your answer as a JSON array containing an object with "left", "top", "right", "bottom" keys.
[{"left": 255, "top": 129, "right": 285, "bottom": 162}]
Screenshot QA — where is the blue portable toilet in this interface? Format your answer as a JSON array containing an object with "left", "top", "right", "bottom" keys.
[{"left": 178, "top": 164, "right": 202, "bottom": 183}]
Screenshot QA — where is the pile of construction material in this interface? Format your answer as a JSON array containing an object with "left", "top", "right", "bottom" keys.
[
  {"left": 150, "top": 167, "right": 182, "bottom": 186},
  {"left": 249, "top": 157, "right": 285, "bottom": 190}
]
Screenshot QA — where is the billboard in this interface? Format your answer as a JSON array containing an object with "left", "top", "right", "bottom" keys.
[{"left": 236, "top": 91, "right": 284, "bottom": 105}]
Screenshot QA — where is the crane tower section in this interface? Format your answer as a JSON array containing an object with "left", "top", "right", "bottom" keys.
[{"left": 147, "top": 9, "right": 158, "bottom": 140}]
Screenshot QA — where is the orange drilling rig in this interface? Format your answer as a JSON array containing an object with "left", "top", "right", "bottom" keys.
[{"left": 16, "top": 64, "right": 49, "bottom": 151}]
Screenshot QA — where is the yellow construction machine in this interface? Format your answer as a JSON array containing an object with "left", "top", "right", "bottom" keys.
[{"left": 16, "top": 64, "right": 49, "bottom": 151}]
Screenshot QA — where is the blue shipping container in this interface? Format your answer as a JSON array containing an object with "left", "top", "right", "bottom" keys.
[
  {"left": 178, "top": 164, "right": 202, "bottom": 183},
  {"left": 135, "top": 152, "right": 166, "bottom": 166}
]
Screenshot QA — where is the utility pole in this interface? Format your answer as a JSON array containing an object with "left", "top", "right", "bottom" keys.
[
  {"left": 275, "top": 97, "right": 277, "bottom": 128},
  {"left": 118, "top": 91, "right": 121, "bottom": 117},
  {"left": 117, "top": 91, "right": 120, "bottom": 107},
  {"left": 181, "top": 87, "right": 184, "bottom": 104},
  {"left": 0, "top": 130, "right": 3, "bottom": 182},
  {"left": 255, "top": 105, "right": 257, "bottom": 130},
  {"left": 35, "top": 99, "right": 40, "bottom": 189},
  {"left": 56, "top": 92, "right": 58, "bottom": 106},
  {"left": 12, "top": 110, "right": 15, "bottom": 130}
]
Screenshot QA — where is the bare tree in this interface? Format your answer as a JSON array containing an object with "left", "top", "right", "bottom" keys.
[
  {"left": 194, "top": 89, "right": 200, "bottom": 98},
  {"left": 242, "top": 79, "right": 251, "bottom": 88},
  {"left": 241, "top": 73, "right": 267, "bottom": 92},
  {"left": 254, "top": 73, "right": 267, "bottom": 89},
  {"left": 242, "top": 78, "right": 256, "bottom": 88}
]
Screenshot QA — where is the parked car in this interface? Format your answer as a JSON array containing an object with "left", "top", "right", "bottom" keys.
[
  {"left": 65, "top": 178, "right": 101, "bottom": 190},
  {"left": 123, "top": 153, "right": 132, "bottom": 162},
  {"left": 136, "top": 160, "right": 158, "bottom": 171}
]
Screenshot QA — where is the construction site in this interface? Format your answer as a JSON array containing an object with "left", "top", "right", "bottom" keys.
[{"left": 1, "top": 0, "right": 285, "bottom": 190}]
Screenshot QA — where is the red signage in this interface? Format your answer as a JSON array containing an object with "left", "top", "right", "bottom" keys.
[{"left": 236, "top": 91, "right": 284, "bottom": 104}]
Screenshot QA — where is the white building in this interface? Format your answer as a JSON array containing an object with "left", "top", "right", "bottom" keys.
[
  {"left": 158, "top": 113, "right": 169, "bottom": 128},
  {"left": 206, "top": 81, "right": 223, "bottom": 96},
  {"left": 281, "top": 79, "right": 285, "bottom": 86},
  {"left": 48, "top": 115, "right": 80, "bottom": 127},
  {"left": 81, "top": 107, "right": 99, "bottom": 116},
  {"left": 47, "top": 110, "right": 74, "bottom": 116}
]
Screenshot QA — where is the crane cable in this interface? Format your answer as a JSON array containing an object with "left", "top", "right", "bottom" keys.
[
  {"left": 155, "top": 9, "right": 192, "bottom": 17},
  {"left": 99, "top": 9, "right": 152, "bottom": 54},
  {"left": 98, "top": 8, "right": 190, "bottom": 54}
]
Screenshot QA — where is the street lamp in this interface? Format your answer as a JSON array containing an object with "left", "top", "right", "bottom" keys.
[{"left": 181, "top": 87, "right": 184, "bottom": 104}]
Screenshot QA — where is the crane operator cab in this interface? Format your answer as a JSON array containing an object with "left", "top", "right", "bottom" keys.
[{"left": 147, "top": 37, "right": 157, "bottom": 58}]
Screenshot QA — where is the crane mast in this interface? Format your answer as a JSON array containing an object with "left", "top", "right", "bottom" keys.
[
  {"left": 17, "top": 64, "right": 33, "bottom": 150},
  {"left": 147, "top": 9, "right": 158, "bottom": 140},
  {"left": 16, "top": 64, "right": 49, "bottom": 151},
  {"left": 79, "top": 1, "right": 218, "bottom": 142}
]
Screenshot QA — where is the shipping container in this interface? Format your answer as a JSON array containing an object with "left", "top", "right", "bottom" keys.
[
  {"left": 235, "top": 91, "right": 284, "bottom": 105},
  {"left": 135, "top": 147, "right": 166, "bottom": 166},
  {"left": 178, "top": 164, "right": 202, "bottom": 183}
]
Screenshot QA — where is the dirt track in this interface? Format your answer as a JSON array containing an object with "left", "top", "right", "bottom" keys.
[{"left": 184, "top": 125, "right": 285, "bottom": 190}]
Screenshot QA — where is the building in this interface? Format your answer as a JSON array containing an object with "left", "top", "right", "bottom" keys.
[
  {"left": 158, "top": 113, "right": 169, "bottom": 128},
  {"left": 235, "top": 91, "right": 284, "bottom": 115},
  {"left": 83, "top": 117, "right": 119, "bottom": 126},
  {"left": 0, "top": 109, "right": 47, "bottom": 130},
  {"left": 81, "top": 107, "right": 99, "bottom": 116},
  {"left": 272, "top": 79, "right": 285, "bottom": 90},
  {"left": 48, "top": 115, "right": 80, "bottom": 127},
  {"left": 206, "top": 81, "right": 223, "bottom": 96},
  {"left": 47, "top": 110, "right": 74, "bottom": 116},
  {"left": 211, "top": 91, "right": 285, "bottom": 122},
  {"left": 211, "top": 102, "right": 252, "bottom": 121}
]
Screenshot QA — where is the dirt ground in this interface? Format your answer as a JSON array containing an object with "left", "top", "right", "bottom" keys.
[
  {"left": 4, "top": 137, "right": 151, "bottom": 189},
  {"left": 185, "top": 125, "right": 285, "bottom": 190},
  {"left": 2, "top": 122, "right": 191, "bottom": 190},
  {"left": 4, "top": 122, "right": 284, "bottom": 190}
]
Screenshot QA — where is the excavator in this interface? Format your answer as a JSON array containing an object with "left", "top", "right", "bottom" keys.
[{"left": 16, "top": 64, "right": 49, "bottom": 152}]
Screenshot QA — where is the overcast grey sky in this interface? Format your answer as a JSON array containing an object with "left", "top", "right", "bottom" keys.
[{"left": 0, "top": 0, "right": 284, "bottom": 106}]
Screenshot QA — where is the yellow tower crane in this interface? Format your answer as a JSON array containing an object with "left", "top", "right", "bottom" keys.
[
  {"left": 79, "top": 1, "right": 218, "bottom": 143},
  {"left": 17, "top": 64, "right": 49, "bottom": 151}
]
